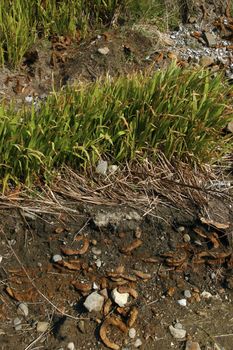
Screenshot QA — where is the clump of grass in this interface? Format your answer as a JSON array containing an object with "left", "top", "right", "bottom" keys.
[{"left": 0, "top": 64, "right": 232, "bottom": 189}]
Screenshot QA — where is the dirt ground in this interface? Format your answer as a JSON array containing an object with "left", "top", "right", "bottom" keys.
[{"left": 0, "top": 196, "right": 233, "bottom": 350}]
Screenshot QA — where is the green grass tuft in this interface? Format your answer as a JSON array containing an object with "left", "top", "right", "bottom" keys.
[{"left": 0, "top": 64, "right": 232, "bottom": 188}]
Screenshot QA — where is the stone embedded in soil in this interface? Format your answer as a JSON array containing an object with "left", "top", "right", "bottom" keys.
[
  {"left": 91, "top": 247, "right": 102, "bottom": 255},
  {"left": 52, "top": 254, "right": 63, "bottom": 262},
  {"left": 83, "top": 292, "right": 104, "bottom": 312},
  {"left": 111, "top": 288, "right": 129, "bottom": 307},
  {"left": 203, "top": 32, "right": 217, "bottom": 47},
  {"left": 77, "top": 320, "right": 86, "bottom": 334},
  {"left": 169, "top": 325, "right": 186, "bottom": 339},
  {"left": 67, "top": 342, "right": 75, "bottom": 350},
  {"left": 0, "top": 255, "right": 2, "bottom": 263},
  {"left": 226, "top": 121, "right": 233, "bottom": 133},
  {"left": 184, "top": 290, "right": 192, "bottom": 298},
  {"left": 199, "top": 55, "right": 215, "bottom": 67},
  {"left": 134, "top": 338, "right": 142, "bottom": 348},
  {"left": 177, "top": 298, "right": 187, "bottom": 306},
  {"left": 183, "top": 233, "right": 191, "bottom": 242},
  {"left": 17, "top": 302, "right": 29, "bottom": 317},
  {"left": 129, "top": 327, "right": 137, "bottom": 339},
  {"left": 95, "top": 259, "right": 102, "bottom": 268},
  {"left": 185, "top": 340, "right": 201, "bottom": 350},
  {"left": 97, "top": 47, "right": 110, "bottom": 55},
  {"left": 201, "top": 291, "right": 212, "bottom": 299},
  {"left": 36, "top": 321, "right": 50, "bottom": 333},
  {"left": 13, "top": 317, "right": 22, "bottom": 331},
  {"left": 96, "top": 160, "right": 108, "bottom": 175}
]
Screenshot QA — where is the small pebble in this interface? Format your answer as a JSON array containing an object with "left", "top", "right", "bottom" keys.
[
  {"left": 183, "top": 233, "right": 191, "bottom": 242},
  {"left": 201, "top": 291, "right": 212, "bottom": 299},
  {"left": 13, "top": 317, "right": 22, "bottom": 331},
  {"left": 174, "top": 322, "right": 183, "bottom": 329},
  {"left": 18, "top": 302, "right": 29, "bottom": 317},
  {"left": 52, "top": 254, "right": 63, "bottom": 262},
  {"left": 129, "top": 328, "right": 136, "bottom": 339},
  {"left": 0, "top": 255, "right": 2, "bottom": 263},
  {"left": 97, "top": 47, "right": 110, "bottom": 55},
  {"left": 95, "top": 259, "right": 102, "bottom": 268},
  {"left": 112, "top": 288, "right": 129, "bottom": 307},
  {"left": 92, "top": 247, "right": 102, "bottom": 255},
  {"left": 67, "top": 342, "right": 75, "bottom": 350},
  {"left": 134, "top": 338, "right": 142, "bottom": 348},
  {"left": 36, "top": 321, "right": 49, "bottom": 333},
  {"left": 169, "top": 325, "right": 186, "bottom": 339},
  {"left": 177, "top": 226, "right": 185, "bottom": 233},
  {"left": 184, "top": 290, "right": 192, "bottom": 298},
  {"left": 77, "top": 320, "right": 85, "bottom": 333},
  {"left": 185, "top": 340, "right": 201, "bottom": 350},
  {"left": 177, "top": 299, "right": 187, "bottom": 306}
]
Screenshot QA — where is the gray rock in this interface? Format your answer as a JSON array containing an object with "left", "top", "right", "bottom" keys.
[
  {"left": 36, "top": 321, "right": 49, "bottom": 333},
  {"left": 169, "top": 325, "right": 186, "bottom": 339},
  {"left": 185, "top": 340, "right": 201, "bottom": 350},
  {"left": 91, "top": 247, "right": 102, "bottom": 256},
  {"left": 13, "top": 317, "right": 22, "bottom": 331},
  {"left": 84, "top": 292, "right": 104, "bottom": 312},
  {"left": 184, "top": 290, "right": 192, "bottom": 298},
  {"left": 111, "top": 288, "right": 129, "bottom": 307},
  {"left": 52, "top": 254, "right": 63, "bottom": 262},
  {"left": 203, "top": 32, "right": 217, "bottom": 47},
  {"left": 199, "top": 55, "right": 215, "bottom": 67},
  {"left": 17, "top": 302, "right": 29, "bottom": 317},
  {"left": 134, "top": 338, "right": 143, "bottom": 348},
  {"left": 96, "top": 160, "right": 108, "bottom": 175},
  {"left": 77, "top": 320, "right": 86, "bottom": 333}
]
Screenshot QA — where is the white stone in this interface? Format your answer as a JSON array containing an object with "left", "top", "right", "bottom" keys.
[
  {"left": 36, "top": 321, "right": 50, "bottom": 333},
  {"left": 201, "top": 291, "right": 212, "bottom": 299},
  {"left": 95, "top": 259, "right": 102, "bottom": 268},
  {"left": 134, "top": 338, "right": 143, "bottom": 348},
  {"left": 98, "top": 47, "right": 110, "bottom": 55},
  {"left": 52, "top": 254, "right": 63, "bottom": 262},
  {"left": 169, "top": 325, "right": 186, "bottom": 339},
  {"left": 96, "top": 160, "right": 108, "bottom": 175},
  {"left": 0, "top": 256, "right": 2, "bottom": 263},
  {"left": 18, "top": 303, "right": 29, "bottom": 317},
  {"left": 177, "top": 299, "right": 187, "bottom": 306},
  {"left": 84, "top": 292, "right": 104, "bottom": 312},
  {"left": 129, "top": 328, "right": 136, "bottom": 339},
  {"left": 67, "top": 342, "right": 75, "bottom": 350},
  {"left": 111, "top": 288, "right": 129, "bottom": 307}
]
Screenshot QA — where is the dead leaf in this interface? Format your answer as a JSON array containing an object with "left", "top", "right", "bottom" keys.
[
  {"left": 100, "top": 316, "right": 128, "bottom": 350},
  {"left": 120, "top": 239, "right": 142, "bottom": 254},
  {"left": 127, "top": 306, "right": 138, "bottom": 327},
  {"left": 200, "top": 217, "right": 230, "bottom": 230}
]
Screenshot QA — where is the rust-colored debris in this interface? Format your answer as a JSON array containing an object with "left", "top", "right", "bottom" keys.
[
  {"left": 200, "top": 217, "right": 230, "bottom": 230},
  {"left": 72, "top": 281, "right": 92, "bottom": 293},
  {"left": 120, "top": 239, "right": 142, "bottom": 254},
  {"left": 99, "top": 316, "right": 128, "bottom": 350},
  {"left": 117, "top": 286, "right": 138, "bottom": 299},
  {"left": 127, "top": 306, "right": 138, "bottom": 327},
  {"left": 61, "top": 235, "right": 89, "bottom": 255}
]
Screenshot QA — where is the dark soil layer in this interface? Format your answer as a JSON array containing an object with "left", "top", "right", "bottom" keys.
[{"left": 0, "top": 201, "right": 232, "bottom": 350}]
